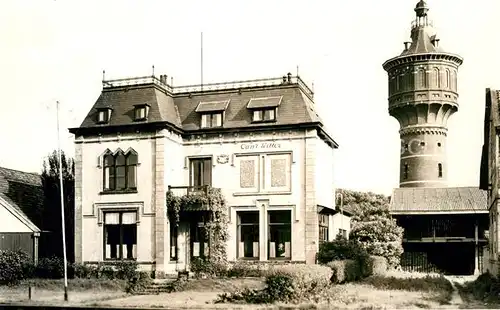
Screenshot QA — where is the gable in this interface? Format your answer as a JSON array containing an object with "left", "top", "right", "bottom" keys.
[{"left": 0, "top": 195, "right": 37, "bottom": 233}]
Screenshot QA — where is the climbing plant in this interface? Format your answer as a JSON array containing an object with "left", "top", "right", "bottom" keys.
[{"left": 166, "top": 187, "right": 229, "bottom": 276}]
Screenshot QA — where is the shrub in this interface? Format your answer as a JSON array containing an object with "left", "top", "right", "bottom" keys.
[
  {"left": 227, "top": 262, "right": 266, "bottom": 278},
  {"left": 327, "top": 259, "right": 362, "bottom": 284},
  {"left": 115, "top": 261, "right": 139, "bottom": 280},
  {"left": 363, "top": 274, "right": 452, "bottom": 294},
  {"left": 0, "top": 250, "right": 33, "bottom": 284},
  {"left": 366, "top": 255, "right": 387, "bottom": 276},
  {"left": 73, "top": 262, "right": 93, "bottom": 279},
  {"left": 461, "top": 272, "right": 500, "bottom": 303},
  {"left": 125, "top": 271, "right": 152, "bottom": 294},
  {"left": 264, "top": 264, "right": 332, "bottom": 302},
  {"left": 190, "top": 257, "right": 228, "bottom": 278},
  {"left": 36, "top": 256, "right": 66, "bottom": 279},
  {"left": 317, "top": 236, "right": 370, "bottom": 265}
]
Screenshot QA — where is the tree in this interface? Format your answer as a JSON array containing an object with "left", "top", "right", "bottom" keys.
[
  {"left": 39, "top": 150, "right": 75, "bottom": 262},
  {"left": 337, "top": 189, "right": 404, "bottom": 268}
]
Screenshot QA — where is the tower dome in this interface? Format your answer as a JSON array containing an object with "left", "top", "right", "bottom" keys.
[{"left": 382, "top": 1, "right": 463, "bottom": 188}]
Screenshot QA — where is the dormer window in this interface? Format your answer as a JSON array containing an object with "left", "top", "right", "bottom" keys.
[
  {"left": 247, "top": 96, "right": 282, "bottom": 123},
  {"left": 201, "top": 112, "right": 223, "bottom": 128},
  {"left": 96, "top": 108, "right": 112, "bottom": 124},
  {"left": 195, "top": 100, "right": 230, "bottom": 129},
  {"left": 134, "top": 104, "right": 150, "bottom": 121},
  {"left": 253, "top": 108, "right": 276, "bottom": 122}
]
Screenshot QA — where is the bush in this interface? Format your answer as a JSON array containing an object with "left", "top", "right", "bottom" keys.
[
  {"left": 462, "top": 272, "right": 500, "bottom": 302},
  {"left": 227, "top": 262, "right": 266, "bottom": 278},
  {"left": 115, "top": 261, "right": 138, "bottom": 280},
  {"left": 363, "top": 274, "right": 452, "bottom": 293},
  {"left": 190, "top": 257, "right": 228, "bottom": 278},
  {"left": 125, "top": 271, "right": 152, "bottom": 294},
  {"left": 73, "top": 262, "right": 93, "bottom": 279},
  {"left": 327, "top": 259, "right": 362, "bottom": 284},
  {"left": 366, "top": 255, "right": 387, "bottom": 276},
  {"left": 217, "top": 264, "right": 332, "bottom": 304},
  {"left": 0, "top": 250, "right": 33, "bottom": 284},
  {"left": 36, "top": 256, "right": 66, "bottom": 279},
  {"left": 317, "top": 236, "right": 369, "bottom": 265}
]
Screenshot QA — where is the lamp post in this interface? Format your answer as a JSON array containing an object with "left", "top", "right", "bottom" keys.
[{"left": 56, "top": 101, "right": 69, "bottom": 301}]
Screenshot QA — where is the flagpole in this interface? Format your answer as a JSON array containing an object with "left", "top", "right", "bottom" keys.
[
  {"left": 201, "top": 32, "right": 204, "bottom": 91},
  {"left": 56, "top": 101, "right": 69, "bottom": 301}
]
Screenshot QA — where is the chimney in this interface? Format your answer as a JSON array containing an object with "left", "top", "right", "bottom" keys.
[
  {"left": 287, "top": 72, "right": 292, "bottom": 83},
  {"left": 404, "top": 42, "right": 411, "bottom": 50}
]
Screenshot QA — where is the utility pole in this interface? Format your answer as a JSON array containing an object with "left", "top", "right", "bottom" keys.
[{"left": 56, "top": 101, "right": 69, "bottom": 301}]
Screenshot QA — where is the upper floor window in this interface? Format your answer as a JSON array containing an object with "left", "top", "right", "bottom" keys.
[
  {"left": 189, "top": 157, "right": 212, "bottom": 188},
  {"left": 253, "top": 108, "right": 276, "bottom": 122},
  {"left": 201, "top": 112, "right": 223, "bottom": 128},
  {"left": 103, "top": 150, "right": 138, "bottom": 192},
  {"left": 247, "top": 96, "right": 282, "bottom": 123},
  {"left": 134, "top": 104, "right": 150, "bottom": 121},
  {"left": 97, "top": 108, "right": 112, "bottom": 124},
  {"left": 438, "top": 163, "right": 443, "bottom": 178},
  {"left": 319, "top": 213, "right": 329, "bottom": 243},
  {"left": 236, "top": 153, "right": 292, "bottom": 194},
  {"left": 404, "top": 163, "right": 409, "bottom": 180},
  {"left": 195, "top": 100, "right": 229, "bottom": 129}
]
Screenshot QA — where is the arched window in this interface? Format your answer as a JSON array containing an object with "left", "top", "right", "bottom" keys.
[
  {"left": 417, "top": 68, "right": 426, "bottom": 88},
  {"left": 444, "top": 69, "right": 450, "bottom": 89},
  {"left": 103, "top": 150, "right": 138, "bottom": 191},
  {"left": 432, "top": 68, "right": 440, "bottom": 88},
  {"left": 404, "top": 164, "right": 409, "bottom": 180},
  {"left": 438, "top": 163, "right": 443, "bottom": 178},
  {"left": 398, "top": 74, "right": 404, "bottom": 91}
]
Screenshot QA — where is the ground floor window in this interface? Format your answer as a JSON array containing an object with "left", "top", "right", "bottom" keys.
[
  {"left": 170, "top": 223, "right": 178, "bottom": 261},
  {"left": 338, "top": 228, "right": 347, "bottom": 239},
  {"left": 191, "top": 215, "right": 209, "bottom": 258},
  {"left": 237, "top": 211, "right": 259, "bottom": 259},
  {"left": 319, "top": 214, "right": 329, "bottom": 243},
  {"left": 268, "top": 210, "right": 291, "bottom": 259},
  {"left": 104, "top": 211, "right": 137, "bottom": 260}
]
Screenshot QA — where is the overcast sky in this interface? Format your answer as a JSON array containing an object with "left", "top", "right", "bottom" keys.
[{"left": 1, "top": 0, "right": 499, "bottom": 195}]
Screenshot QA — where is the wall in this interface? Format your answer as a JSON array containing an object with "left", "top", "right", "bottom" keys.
[
  {"left": 76, "top": 130, "right": 161, "bottom": 266},
  {"left": 331, "top": 213, "right": 351, "bottom": 239},
  {"left": 0, "top": 204, "right": 32, "bottom": 233},
  {"left": 315, "top": 138, "right": 335, "bottom": 208}
]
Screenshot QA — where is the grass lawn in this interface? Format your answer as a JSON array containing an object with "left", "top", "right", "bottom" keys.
[
  {"left": 0, "top": 273, "right": 489, "bottom": 309},
  {"left": 0, "top": 278, "right": 127, "bottom": 306}
]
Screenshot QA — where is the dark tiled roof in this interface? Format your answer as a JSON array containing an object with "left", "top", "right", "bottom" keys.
[
  {"left": 400, "top": 27, "right": 442, "bottom": 56},
  {"left": 195, "top": 100, "right": 230, "bottom": 113},
  {"left": 70, "top": 76, "right": 337, "bottom": 147},
  {"left": 390, "top": 187, "right": 487, "bottom": 214},
  {"left": 247, "top": 96, "right": 282, "bottom": 109},
  {"left": 79, "top": 86, "right": 182, "bottom": 129},
  {"left": 0, "top": 167, "right": 42, "bottom": 232}
]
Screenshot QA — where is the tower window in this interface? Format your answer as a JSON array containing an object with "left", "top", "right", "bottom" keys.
[
  {"left": 420, "top": 141, "right": 425, "bottom": 146},
  {"left": 405, "top": 144, "right": 409, "bottom": 151},
  {"left": 438, "top": 163, "right": 443, "bottom": 178},
  {"left": 437, "top": 142, "right": 441, "bottom": 147},
  {"left": 404, "top": 164, "right": 409, "bottom": 180}
]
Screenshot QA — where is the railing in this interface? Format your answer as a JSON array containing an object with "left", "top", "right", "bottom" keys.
[
  {"left": 102, "top": 75, "right": 314, "bottom": 98},
  {"left": 411, "top": 18, "right": 433, "bottom": 30}
]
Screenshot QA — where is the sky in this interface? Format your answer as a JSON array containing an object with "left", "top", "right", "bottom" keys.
[{"left": 1, "top": 0, "right": 499, "bottom": 195}]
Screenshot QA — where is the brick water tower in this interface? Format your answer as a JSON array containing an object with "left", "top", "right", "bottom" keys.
[{"left": 383, "top": 0, "right": 463, "bottom": 188}]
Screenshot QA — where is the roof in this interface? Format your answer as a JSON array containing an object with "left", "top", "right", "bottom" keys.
[
  {"left": 390, "top": 187, "right": 488, "bottom": 214},
  {"left": 69, "top": 75, "right": 338, "bottom": 149},
  {"left": 0, "top": 167, "right": 42, "bottom": 232}
]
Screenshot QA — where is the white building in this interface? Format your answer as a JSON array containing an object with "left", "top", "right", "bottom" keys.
[{"left": 70, "top": 73, "right": 341, "bottom": 277}]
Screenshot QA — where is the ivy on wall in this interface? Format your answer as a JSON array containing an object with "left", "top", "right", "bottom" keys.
[{"left": 166, "top": 187, "right": 229, "bottom": 275}]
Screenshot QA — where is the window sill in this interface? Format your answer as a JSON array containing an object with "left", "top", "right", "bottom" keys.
[
  {"left": 100, "top": 189, "right": 138, "bottom": 195},
  {"left": 251, "top": 120, "right": 277, "bottom": 124},
  {"left": 233, "top": 191, "right": 292, "bottom": 197},
  {"left": 237, "top": 257, "right": 260, "bottom": 261}
]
